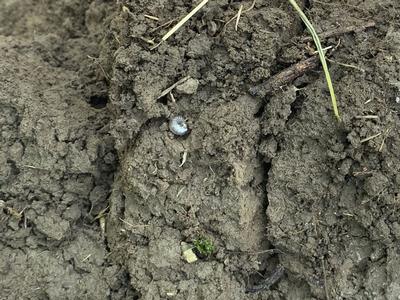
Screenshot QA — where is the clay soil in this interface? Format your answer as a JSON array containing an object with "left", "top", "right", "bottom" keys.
[{"left": 1, "top": 1, "right": 400, "bottom": 299}]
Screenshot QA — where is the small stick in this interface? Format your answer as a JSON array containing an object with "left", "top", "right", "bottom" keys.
[
  {"left": 353, "top": 171, "right": 373, "bottom": 176},
  {"left": 246, "top": 0, "right": 257, "bottom": 12},
  {"left": 151, "top": 0, "right": 208, "bottom": 49},
  {"left": 99, "top": 216, "right": 106, "bottom": 236},
  {"left": 327, "top": 58, "right": 365, "bottom": 73},
  {"left": 169, "top": 91, "right": 176, "bottom": 103},
  {"left": 21, "top": 164, "right": 50, "bottom": 171},
  {"left": 179, "top": 151, "right": 188, "bottom": 167},
  {"left": 342, "top": 212, "right": 354, "bottom": 217},
  {"left": 321, "top": 257, "right": 330, "bottom": 300},
  {"left": 152, "top": 162, "right": 158, "bottom": 174},
  {"left": 93, "top": 205, "right": 110, "bottom": 221},
  {"left": 244, "top": 248, "right": 283, "bottom": 255},
  {"left": 245, "top": 265, "right": 285, "bottom": 293},
  {"left": 235, "top": 5, "right": 243, "bottom": 31},
  {"left": 224, "top": 15, "right": 238, "bottom": 30},
  {"left": 224, "top": 0, "right": 256, "bottom": 31},
  {"left": 355, "top": 115, "right": 378, "bottom": 119},
  {"left": 144, "top": 14, "right": 160, "bottom": 21},
  {"left": 313, "top": 45, "right": 334, "bottom": 53},
  {"left": 249, "top": 56, "right": 319, "bottom": 98},
  {"left": 302, "top": 20, "right": 376, "bottom": 42},
  {"left": 364, "top": 99, "right": 373, "bottom": 104},
  {"left": 119, "top": 217, "right": 149, "bottom": 229},
  {"left": 149, "top": 18, "right": 176, "bottom": 34},
  {"left": 139, "top": 36, "right": 156, "bottom": 45},
  {"left": 379, "top": 128, "right": 391, "bottom": 152},
  {"left": 157, "top": 76, "right": 190, "bottom": 99},
  {"left": 176, "top": 187, "right": 185, "bottom": 198},
  {"left": 81, "top": 254, "right": 92, "bottom": 262},
  {"left": 360, "top": 132, "right": 382, "bottom": 144},
  {"left": 87, "top": 55, "right": 111, "bottom": 81},
  {"left": 122, "top": 6, "right": 134, "bottom": 17},
  {"left": 209, "top": 166, "right": 215, "bottom": 176},
  {"left": 353, "top": 168, "right": 373, "bottom": 176}
]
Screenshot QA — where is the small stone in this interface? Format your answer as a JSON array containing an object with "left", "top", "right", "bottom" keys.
[
  {"left": 176, "top": 78, "right": 199, "bottom": 95},
  {"left": 183, "top": 248, "right": 198, "bottom": 263},
  {"left": 181, "top": 242, "right": 198, "bottom": 263}
]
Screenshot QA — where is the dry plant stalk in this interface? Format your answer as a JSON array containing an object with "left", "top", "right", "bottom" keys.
[{"left": 151, "top": 0, "right": 209, "bottom": 49}]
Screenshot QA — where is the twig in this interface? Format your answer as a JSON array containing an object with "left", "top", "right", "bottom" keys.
[
  {"left": 20, "top": 164, "right": 50, "bottom": 171},
  {"left": 176, "top": 187, "right": 185, "bottom": 198},
  {"left": 81, "top": 254, "right": 92, "bottom": 262},
  {"left": 224, "top": 0, "right": 256, "bottom": 31},
  {"left": 144, "top": 14, "right": 160, "bottom": 21},
  {"left": 327, "top": 58, "right": 365, "bottom": 73},
  {"left": 249, "top": 56, "right": 320, "bottom": 98},
  {"left": 149, "top": 18, "right": 176, "bottom": 34},
  {"left": 235, "top": 5, "right": 243, "bottom": 31},
  {"left": 354, "top": 115, "right": 378, "bottom": 119},
  {"left": 119, "top": 217, "right": 149, "bottom": 229},
  {"left": 353, "top": 168, "right": 373, "bottom": 176},
  {"left": 360, "top": 132, "right": 382, "bottom": 144},
  {"left": 93, "top": 205, "right": 109, "bottom": 221},
  {"left": 139, "top": 36, "right": 156, "bottom": 45},
  {"left": 244, "top": 248, "right": 283, "bottom": 255},
  {"left": 288, "top": 0, "right": 339, "bottom": 120},
  {"left": 122, "top": 6, "right": 134, "bottom": 17},
  {"left": 179, "top": 151, "right": 188, "bottom": 167},
  {"left": 209, "top": 166, "right": 215, "bottom": 176},
  {"left": 151, "top": 162, "right": 158, "bottom": 175},
  {"left": 151, "top": 0, "right": 208, "bottom": 50},
  {"left": 87, "top": 55, "right": 110, "bottom": 81},
  {"left": 302, "top": 20, "right": 376, "bottom": 42},
  {"left": 169, "top": 91, "right": 176, "bottom": 103},
  {"left": 379, "top": 128, "right": 391, "bottom": 152},
  {"left": 364, "top": 99, "right": 373, "bottom": 104},
  {"left": 249, "top": 20, "right": 374, "bottom": 99},
  {"left": 321, "top": 257, "right": 330, "bottom": 300},
  {"left": 245, "top": 265, "right": 285, "bottom": 293},
  {"left": 157, "top": 76, "right": 190, "bottom": 99}
]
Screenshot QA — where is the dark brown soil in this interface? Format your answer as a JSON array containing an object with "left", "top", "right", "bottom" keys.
[{"left": 1, "top": 0, "right": 400, "bottom": 299}]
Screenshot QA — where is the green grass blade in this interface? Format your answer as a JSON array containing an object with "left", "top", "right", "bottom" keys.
[{"left": 288, "top": 0, "right": 340, "bottom": 121}]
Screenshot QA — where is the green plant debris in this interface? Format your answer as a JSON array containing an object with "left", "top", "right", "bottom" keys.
[
  {"left": 288, "top": 0, "right": 341, "bottom": 121},
  {"left": 193, "top": 237, "right": 215, "bottom": 257}
]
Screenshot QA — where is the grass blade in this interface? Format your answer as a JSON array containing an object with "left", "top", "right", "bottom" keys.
[{"left": 288, "top": 0, "right": 341, "bottom": 121}]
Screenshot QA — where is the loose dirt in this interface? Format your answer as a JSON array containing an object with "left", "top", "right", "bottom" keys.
[{"left": 1, "top": 0, "right": 400, "bottom": 299}]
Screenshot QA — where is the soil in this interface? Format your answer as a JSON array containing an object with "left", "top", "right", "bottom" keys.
[{"left": 1, "top": 0, "right": 400, "bottom": 299}]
